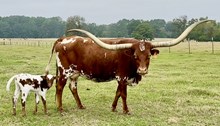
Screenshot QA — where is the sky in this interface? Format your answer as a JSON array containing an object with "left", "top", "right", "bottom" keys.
[{"left": 0, "top": 0, "right": 219, "bottom": 24}]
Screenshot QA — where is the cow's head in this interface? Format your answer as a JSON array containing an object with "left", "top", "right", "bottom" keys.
[{"left": 130, "top": 42, "right": 159, "bottom": 75}]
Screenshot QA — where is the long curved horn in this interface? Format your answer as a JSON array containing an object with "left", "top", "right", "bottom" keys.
[
  {"left": 152, "top": 20, "right": 213, "bottom": 48},
  {"left": 67, "top": 29, "right": 132, "bottom": 50}
]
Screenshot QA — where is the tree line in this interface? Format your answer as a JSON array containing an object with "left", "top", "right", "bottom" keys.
[{"left": 0, "top": 15, "right": 220, "bottom": 41}]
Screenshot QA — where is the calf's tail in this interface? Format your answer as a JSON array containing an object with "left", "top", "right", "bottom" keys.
[{"left": 6, "top": 75, "right": 16, "bottom": 91}]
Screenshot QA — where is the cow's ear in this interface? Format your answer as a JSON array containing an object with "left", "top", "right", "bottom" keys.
[{"left": 150, "top": 49, "right": 159, "bottom": 58}]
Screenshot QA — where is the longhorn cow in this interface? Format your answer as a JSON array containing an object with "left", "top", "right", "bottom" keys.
[{"left": 45, "top": 20, "right": 210, "bottom": 114}]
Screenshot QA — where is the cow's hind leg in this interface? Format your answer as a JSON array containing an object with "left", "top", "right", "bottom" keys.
[
  {"left": 69, "top": 73, "right": 85, "bottom": 109},
  {"left": 56, "top": 74, "right": 67, "bottom": 113}
]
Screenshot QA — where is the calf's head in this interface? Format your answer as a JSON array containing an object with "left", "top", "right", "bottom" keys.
[{"left": 41, "top": 74, "right": 56, "bottom": 88}]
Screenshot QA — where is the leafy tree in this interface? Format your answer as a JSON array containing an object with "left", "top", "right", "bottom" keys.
[
  {"left": 0, "top": 15, "right": 219, "bottom": 42},
  {"left": 213, "top": 22, "right": 220, "bottom": 41},
  {"left": 188, "top": 17, "right": 215, "bottom": 41},
  {"left": 65, "top": 16, "right": 86, "bottom": 36},
  {"left": 131, "top": 21, "right": 154, "bottom": 40},
  {"left": 0, "top": 21, "right": 11, "bottom": 37},
  {"left": 166, "top": 16, "right": 188, "bottom": 38},
  {"left": 149, "top": 19, "right": 166, "bottom": 38},
  {"left": 0, "top": 16, "right": 65, "bottom": 38},
  {"left": 41, "top": 17, "right": 65, "bottom": 38},
  {"left": 127, "top": 19, "right": 142, "bottom": 37}
]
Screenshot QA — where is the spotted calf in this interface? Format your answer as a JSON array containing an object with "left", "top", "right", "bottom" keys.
[{"left": 6, "top": 73, "right": 55, "bottom": 116}]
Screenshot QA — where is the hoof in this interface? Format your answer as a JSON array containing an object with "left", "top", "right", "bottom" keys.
[
  {"left": 78, "top": 106, "right": 86, "bottom": 109},
  {"left": 60, "top": 111, "right": 67, "bottom": 116},
  {"left": 33, "top": 111, "right": 37, "bottom": 115},
  {"left": 44, "top": 111, "right": 49, "bottom": 115},
  {"left": 112, "top": 108, "right": 117, "bottom": 112},
  {"left": 112, "top": 106, "right": 117, "bottom": 112},
  {"left": 123, "top": 111, "right": 131, "bottom": 115},
  {"left": 45, "top": 112, "right": 50, "bottom": 116}
]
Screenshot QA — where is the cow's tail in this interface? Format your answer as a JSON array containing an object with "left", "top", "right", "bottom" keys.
[
  {"left": 55, "top": 61, "right": 59, "bottom": 102},
  {"left": 6, "top": 75, "right": 16, "bottom": 91},
  {"left": 45, "top": 40, "right": 59, "bottom": 75},
  {"left": 55, "top": 61, "right": 59, "bottom": 84}
]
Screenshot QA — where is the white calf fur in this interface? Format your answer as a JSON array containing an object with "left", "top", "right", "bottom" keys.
[{"left": 6, "top": 73, "right": 55, "bottom": 116}]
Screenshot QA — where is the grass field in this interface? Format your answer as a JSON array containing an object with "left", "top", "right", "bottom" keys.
[{"left": 0, "top": 39, "right": 220, "bottom": 126}]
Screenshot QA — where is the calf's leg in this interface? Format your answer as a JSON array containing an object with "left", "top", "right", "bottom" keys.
[
  {"left": 21, "top": 91, "right": 29, "bottom": 116},
  {"left": 12, "top": 84, "right": 20, "bottom": 115},
  {"left": 41, "top": 96, "right": 47, "bottom": 114},
  {"left": 34, "top": 94, "right": 40, "bottom": 114}
]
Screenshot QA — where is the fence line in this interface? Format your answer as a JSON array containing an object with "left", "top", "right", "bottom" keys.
[
  {"left": 1, "top": 38, "right": 220, "bottom": 54},
  {"left": 163, "top": 41, "right": 220, "bottom": 54},
  {"left": 0, "top": 38, "right": 56, "bottom": 47}
]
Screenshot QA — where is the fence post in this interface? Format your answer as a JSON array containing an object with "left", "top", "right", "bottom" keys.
[
  {"left": 168, "top": 41, "right": 171, "bottom": 53},
  {"left": 188, "top": 39, "right": 191, "bottom": 54},
  {"left": 3, "top": 39, "right": 5, "bottom": 45},
  {"left": 211, "top": 37, "right": 214, "bottom": 54}
]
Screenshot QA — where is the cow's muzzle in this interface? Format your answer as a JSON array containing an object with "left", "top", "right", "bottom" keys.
[{"left": 137, "top": 67, "right": 148, "bottom": 75}]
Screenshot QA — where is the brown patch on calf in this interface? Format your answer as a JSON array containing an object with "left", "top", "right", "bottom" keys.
[
  {"left": 33, "top": 79, "right": 40, "bottom": 89},
  {"left": 19, "top": 78, "right": 40, "bottom": 89}
]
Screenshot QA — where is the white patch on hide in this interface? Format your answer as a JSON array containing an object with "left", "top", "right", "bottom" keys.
[
  {"left": 63, "top": 46, "right": 67, "bottom": 51},
  {"left": 115, "top": 76, "right": 121, "bottom": 81},
  {"left": 61, "top": 38, "right": 75, "bottom": 44},
  {"left": 56, "top": 52, "right": 63, "bottom": 68},
  {"left": 104, "top": 53, "right": 107, "bottom": 58},
  {"left": 126, "top": 78, "right": 138, "bottom": 86},
  {"left": 83, "top": 39, "right": 88, "bottom": 43},
  {"left": 139, "top": 42, "right": 145, "bottom": 52}
]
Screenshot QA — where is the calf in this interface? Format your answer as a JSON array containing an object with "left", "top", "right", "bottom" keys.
[{"left": 6, "top": 73, "right": 55, "bottom": 116}]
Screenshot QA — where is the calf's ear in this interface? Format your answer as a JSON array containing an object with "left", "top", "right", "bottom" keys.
[{"left": 41, "top": 76, "right": 46, "bottom": 79}]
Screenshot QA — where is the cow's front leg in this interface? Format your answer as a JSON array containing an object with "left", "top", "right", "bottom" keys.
[
  {"left": 56, "top": 74, "right": 67, "bottom": 114},
  {"left": 69, "top": 73, "right": 85, "bottom": 109},
  {"left": 112, "top": 80, "right": 130, "bottom": 114},
  {"left": 120, "top": 82, "right": 129, "bottom": 114},
  {"left": 112, "top": 86, "right": 120, "bottom": 112}
]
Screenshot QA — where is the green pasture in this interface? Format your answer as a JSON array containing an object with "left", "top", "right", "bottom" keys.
[{"left": 0, "top": 39, "right": 220, "bottom": 126}]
